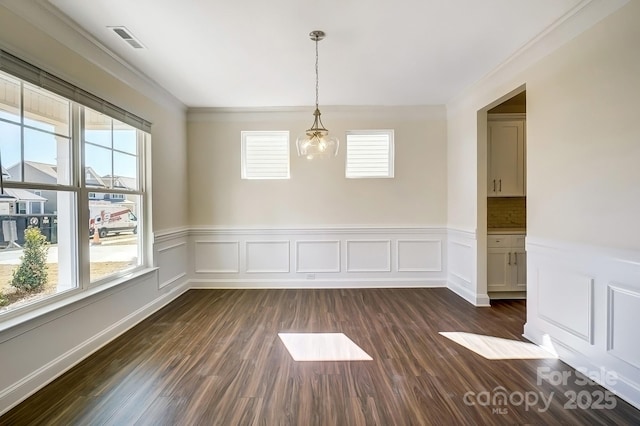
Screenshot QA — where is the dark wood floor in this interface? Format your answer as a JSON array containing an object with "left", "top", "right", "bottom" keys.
[{"left": 2, "top": 288, "right": 638, "bottom": 425}]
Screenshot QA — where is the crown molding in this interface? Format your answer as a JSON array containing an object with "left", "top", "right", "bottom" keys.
[
  {"left": 187, "top": 105, "right": 446, "bottom": 122},
  {"left": 0, "top": 0, "right": 186, "bottom": 114},
  {"left": 446, "top": 0, "right": 630, "bottom": 112}
]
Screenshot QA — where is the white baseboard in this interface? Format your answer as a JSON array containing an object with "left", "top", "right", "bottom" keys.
[
  {"left": 447, "top": 280, "right": 491, "bottom": 307},
  {"left": 488, "top": 291, "right": 526, "bottom": 300},
  {"left": 0, "top": 280, "right": 190, "bottom": 416},
  {"left": 189, "top": 278, "right": 447, "bottom": 289}
]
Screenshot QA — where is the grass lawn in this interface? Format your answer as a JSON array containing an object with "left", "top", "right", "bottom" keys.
[{"left": 0, "top": 262, "right": 131, "bottom": 311}]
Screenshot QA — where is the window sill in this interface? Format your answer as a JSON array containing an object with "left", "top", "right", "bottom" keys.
[{"left": 0, "top": 267, "right": 158, "bottom": 343}]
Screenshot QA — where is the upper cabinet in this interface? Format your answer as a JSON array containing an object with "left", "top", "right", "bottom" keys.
[{"left": 487, "top": 115, "right": 526, "bottom": 197}]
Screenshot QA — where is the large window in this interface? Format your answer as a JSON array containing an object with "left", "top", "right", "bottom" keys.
[
  {"left": 345, "top": 130, "right": 395, "bottom": 178},
  {"left": 84, "top": 108, "right": 144, "bottom": 283},
  {"left": 0, "top": 59, "right": 149, "bottom": 317}
]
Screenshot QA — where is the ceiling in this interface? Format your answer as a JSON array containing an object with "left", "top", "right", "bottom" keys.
[{"left": 42, "top": 0, "right": 584, "bottom": 108}]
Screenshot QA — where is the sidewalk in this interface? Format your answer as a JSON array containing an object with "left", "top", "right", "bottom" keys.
[{"left": 0, "top": 244, "right": 138, "bottom": 265}]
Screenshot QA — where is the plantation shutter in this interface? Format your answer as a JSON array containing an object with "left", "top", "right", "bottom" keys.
[
  {"left": 346, "top": 131, "right": 394, "bottom": 178},
  {"left": 241, "top": 131, "right": 290, "bottom": 179}
]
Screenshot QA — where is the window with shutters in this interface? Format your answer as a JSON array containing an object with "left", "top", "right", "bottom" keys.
[
  {"left": 345, "top": 130, "right": 394, "bottom": 178},
  {"left": 241, "top": 131, "right": 290, "bottom": 179}
]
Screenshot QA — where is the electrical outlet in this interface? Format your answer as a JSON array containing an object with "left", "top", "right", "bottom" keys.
[{"left": 306, "top": 273, "right": 315, "bottom": 280}]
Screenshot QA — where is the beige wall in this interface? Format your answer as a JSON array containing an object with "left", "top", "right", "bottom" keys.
[
  {"left": 447, "top": 107, "right": 480, "bottom": 232},
  {"left": 187, "top": 106, "right": 447, "bottom": 227},
  {"left": 447, "top": 0, "right": 639, "bottom": 250},
  {"left": 0, "top": 8, "right": 189, "bottom": 232},
  {"left": 525, "top": 3, "right": 639, "bottom": 250}
]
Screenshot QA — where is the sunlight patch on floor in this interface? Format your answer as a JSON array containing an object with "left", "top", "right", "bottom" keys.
[
  {"left": 439, "top": 332, "right": 558, "bottom": 360},
  {"left": 278, "top": 333, "right": 373, "bottom": 361}
]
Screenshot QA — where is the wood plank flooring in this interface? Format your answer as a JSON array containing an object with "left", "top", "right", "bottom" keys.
[{"left": 2, "top": 288, "right": 639, "bottom": 425}]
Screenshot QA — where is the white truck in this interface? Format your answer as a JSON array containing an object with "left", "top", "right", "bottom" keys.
[{"left": 89, "top": 203, "right": 138, "bottom": 238}]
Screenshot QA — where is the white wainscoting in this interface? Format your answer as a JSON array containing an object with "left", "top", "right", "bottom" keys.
[
  {"left": 296, "top": 241, "right": 340, "bottom": 273},
  {"left": 246, "top": 241, "right": 290, "bottom": 273},
  {"left": 346, "top": 240, "right": 391, "bottom": 272},
  {"left": 194, "top": 241, "right": 239, "bottom": 273},
  {"left": 447, "top": 229, "right": 489, "bottom": 306},
  {"left": 608, "top": 283, "right": 640, "bottom": 370},
  {"left": 397, "top": 240, "right": 442, "bottom": 272},
  {"left": 524, "top": 237, "right": 640, "bottom": 410},
  {"left": 154, "top": 229, "right": 190, "bottom": 290},
  {"left": 189, "top": 227, "right": 447, "bottom": 288},
  {"left": 537, "top": 267, "right": 593, "bottom": 344}
]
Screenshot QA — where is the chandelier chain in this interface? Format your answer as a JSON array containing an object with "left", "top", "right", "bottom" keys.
[{"left": 315, "top": 36, "right": 319, "bottom": 110}]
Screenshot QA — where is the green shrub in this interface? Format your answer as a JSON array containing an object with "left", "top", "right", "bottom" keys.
[
  {"left": 0, "top": 291, "right": 7, "bottom": 306},
  {"left": 11, "top": 227, "right": 49, "bottom": 293}
]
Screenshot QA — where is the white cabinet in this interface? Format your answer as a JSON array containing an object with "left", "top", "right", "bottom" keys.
[
  {"left": 488, "top": 117, "right": 525, "bottom": 197},
  {"left": 487, "top": 234, "right": 526, "bottom": 294}
]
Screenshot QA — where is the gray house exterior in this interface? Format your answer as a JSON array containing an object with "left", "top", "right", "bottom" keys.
[{"left": 6, "top": 161, "right": 112, "bottom": 214}]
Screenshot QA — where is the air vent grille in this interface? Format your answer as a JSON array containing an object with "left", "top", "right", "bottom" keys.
[{"left": 109, "top": 26, "right": 145, "bottom": 49}]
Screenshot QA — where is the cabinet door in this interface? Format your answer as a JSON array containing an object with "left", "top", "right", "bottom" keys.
[
  {"left": 511, "top": 249, "right": 527, "bottom": 291},
  {"left": 488, "top": 120, "right": 525, "bottom": 196},
  {"left": 487, "top": 248, "right": 510, "bottom": 291}
]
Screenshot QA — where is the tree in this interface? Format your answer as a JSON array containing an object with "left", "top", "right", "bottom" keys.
[{"left": 11, "top": 227, "right": 49, "bottom": 292}]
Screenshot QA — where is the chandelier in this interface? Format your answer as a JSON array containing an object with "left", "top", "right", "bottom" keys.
[{"left": 296, "top": 30, "right": 339, "bottom": 160}]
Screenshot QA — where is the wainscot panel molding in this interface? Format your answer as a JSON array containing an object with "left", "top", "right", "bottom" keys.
[
  {"left": 524, "top": 237, "right": 640, "bottom": 411},
  {"left": 154, "top": 229, "right": 190, "bottom": 290},
  {"left": 156, "top": 242, "right": 188, "bottom": 289},
  {"left": 188, "top": 227, "right": 448, "bottom": 289},
  {"left": 346, "top": 240, "right": 392, "bottom": 272},
  {"left": 608, "top": 283, "right": 640, "bottom": 370},
  {"left": 245, "top": 241, "right": 290, "bottom": 273},
  {"left": 446, "top": 228, "right": 489, "bottom": 306},
  {"left": 295, "top": 241, "right": 341, "bottom": 273},
  {"left": 194, "top": 241, "right": 240, "bottom": 273},
  {"left": 397, "top": 240, "right": 442, "bottom": 272}
]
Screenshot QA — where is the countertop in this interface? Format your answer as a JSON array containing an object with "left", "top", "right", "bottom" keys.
[{"left": 487, "top": 228, "right": 526, "bottom": 235}]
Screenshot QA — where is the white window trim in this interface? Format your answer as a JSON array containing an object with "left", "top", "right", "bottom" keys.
[
  {"left": 345, "top": 129, "right": 395, "bottom": 179},
  {"left": 241, "top": 130, "right": 290, "bottom": 180}
]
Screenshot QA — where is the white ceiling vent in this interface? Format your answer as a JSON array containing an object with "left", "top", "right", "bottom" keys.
[{"left": 108, "top": 26, "right": 145, "bottom": 49}]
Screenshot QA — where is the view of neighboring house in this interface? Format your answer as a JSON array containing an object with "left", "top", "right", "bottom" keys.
[
  {"left": 0, "top": 188, "right": 47, "bottom": 214},
  {"left": 0, "top": 193, "right": 15, "bottom": 215},
  {"left": 0, "top": 189, "right": 49, "bottom": 246},
  {"left": 6, "top": 161, "right": 64, "bottom": 214},
  {"left": 5, "top": 161, "right": 134, "bottom": 214},
  {"left": 102, "top": 175, "right": 136, "bottom": 192}
]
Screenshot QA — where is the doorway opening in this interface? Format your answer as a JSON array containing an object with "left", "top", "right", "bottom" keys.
[{"left": 485, "top": 90, "right": 527, "bottom": 301}]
